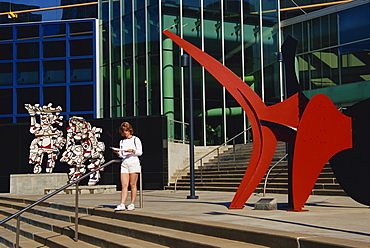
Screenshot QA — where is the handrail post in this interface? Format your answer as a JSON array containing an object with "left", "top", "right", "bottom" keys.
[
  {"left": 15, "top": 215, "right": 20, "bottom": 248},
  {"left": 74, "top": 181, "right": 79, "bottom": 241},
  {"left": 233, "top": 139, "right": 236, "bottom": 161},
  {"left": 217, "top": 148, "right": 220, "bottom": 171},
  {"left": 200, "top": 159, "right": 203, "bottom": 182},
  {"left": 263, "top": 153, "right": 288, "bottom": 197},
  {"left": 139, "top": 171, "right": 143, "bottom": 208}
]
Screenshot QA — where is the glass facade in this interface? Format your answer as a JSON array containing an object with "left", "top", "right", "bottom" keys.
[
  {"left": 0, "top": 19, "right": 98, "bottom": 123},
  {"left": 282, "top": 1, "right": 370, "bottom": 106},
  {"left": 99, "top": 0, "right": 281, "bottom": 146},
  {"left": 2, "top": 0, "right": 367, "bottom": 144}
]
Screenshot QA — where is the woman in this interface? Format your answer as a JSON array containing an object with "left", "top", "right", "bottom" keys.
[{"left": 113, "top": 122, "right": 143, "bottom": 211}]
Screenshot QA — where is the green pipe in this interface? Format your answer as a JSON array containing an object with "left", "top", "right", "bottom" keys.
[{"left": 163, "top": 38, "right": 175, "bottom": 139}]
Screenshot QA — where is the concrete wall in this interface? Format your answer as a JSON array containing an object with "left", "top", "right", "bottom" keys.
[
  {"left": 168, "top": 142, "right": 189, "bottom": 184},
  {"left": 167, "top": 142, "right": 231, "bottom": 184}
]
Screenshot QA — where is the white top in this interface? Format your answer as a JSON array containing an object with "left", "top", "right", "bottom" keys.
[{"left": 118, "top": 136, "right": 143, "bottom": 162}]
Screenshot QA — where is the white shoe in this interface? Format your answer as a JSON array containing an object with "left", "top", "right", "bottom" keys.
[
  {"left": 127, "top": 204, "right": 135, "bottom": 211},
  {"left": 115, "top": 203, "right": 126, "bottom": 211}
]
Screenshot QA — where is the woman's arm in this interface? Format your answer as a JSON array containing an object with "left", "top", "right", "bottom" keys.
[{"left": 132, "top": 137, "right": 143, "bottom": 156}]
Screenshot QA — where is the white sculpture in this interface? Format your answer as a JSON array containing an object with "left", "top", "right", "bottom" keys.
[
  {"left": 25, "top": 103, "right": 66, "bottom": 174},
  {"left": 60, "top": 116, "right": 105, "bottom": 186}
]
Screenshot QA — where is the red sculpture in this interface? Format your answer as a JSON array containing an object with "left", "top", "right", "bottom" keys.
[{"left": 164, "top": 30, "right": 354, "bottom": 211}]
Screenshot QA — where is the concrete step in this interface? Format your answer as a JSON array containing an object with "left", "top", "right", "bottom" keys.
[
  {"left": 0, "top": 198, "right": 269, "bottom": 248},
  {"left": 0, "top": 203, "right": 169, "bottom": 248},
  {"left": 0, "top": 225, "right": 46, "bottom": 248},
  {"left": 0, "top": 213, "right": 99, "bottom": 248}
]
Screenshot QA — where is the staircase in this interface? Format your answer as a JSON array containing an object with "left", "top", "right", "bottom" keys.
[
  {"left": 166, "top": 142, "right": 347, "bottom": 196},
  {"left": 0, "top": 196, "right": 268, "bottom": 248}
]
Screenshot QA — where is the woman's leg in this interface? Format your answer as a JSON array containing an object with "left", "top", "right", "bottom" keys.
[
  {"left": 120, "top": 173, "right": 130, "bottom": 204},
  {"left": 129, "top": 173, "right": 139, "bottom": 204}
]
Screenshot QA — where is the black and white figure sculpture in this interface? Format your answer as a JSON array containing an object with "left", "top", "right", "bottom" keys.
[
  {"left": 25, "top": 103, "right": 66, "bottom": 174},
  {"left": 60, "top": 116, "right": 105, "bottom": 186}
]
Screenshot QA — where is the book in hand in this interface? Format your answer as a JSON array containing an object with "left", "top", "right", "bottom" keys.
[{"left": 110, "top": 147, "right": 125, "bottom": 151}]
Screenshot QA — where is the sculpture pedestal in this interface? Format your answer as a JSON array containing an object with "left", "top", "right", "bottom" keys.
[
  {"left": 254, "top": 198, "right": 277, "bottom": 210},
  {"left": 10, "top": 173, "right": 68, "bottom": 195}
]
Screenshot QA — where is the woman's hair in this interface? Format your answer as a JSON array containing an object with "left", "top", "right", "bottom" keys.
[{"left": 119, "top": 122, "right": 134, "bottom": 136}]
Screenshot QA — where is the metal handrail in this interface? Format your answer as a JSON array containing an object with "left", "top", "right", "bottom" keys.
[
  {"left": 168, "top": 119, "right": 189, "bottom": 144},
  {"left": 0, "top": 159, "right": 122, "bottom": 247},
  {"left": 263, "top": 153, "right": 288, "bottom": 197},
  {"left": 173, "top": 127, "right": 252, "bottom": 192}
]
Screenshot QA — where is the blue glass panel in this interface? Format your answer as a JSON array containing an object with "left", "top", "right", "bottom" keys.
[
  {"left": 112, "top": 0, "right": 120, "bottom": 20},
  {"left": 148, "top": 4, "right": 160, "bottom": 54},
  {"left": 183, "top": 0, "right": 200, "bottom": 8},
  {"left": 70, "top": 58, "right": 93, "bottom": 82},
  {"left": 17, "top": 25, "right": 39, "bottom": 39},
  {"left": 0, "top": 63, "right": 12, "bottom": 85},
  {"left": 0, "top": 44, "right": 12, "bottom": 60},
  {"left": 111, "top": 19, "right": 121, "bottom": 63},
  {"left": 17, "top": 61, "right": 39, "bottom": 85},
  {"left": 17, "top": 87, "right": 39, "bottom": 114},
  {"left": 0, "top": 89, "right": 12, "bottom": 114},
  {"left": 123, "top": 0, "right": 132, "bottom": 15},
  {"left": 0, "top": 27, "right": 12, "bottom": 41},
  {"left": 43, "top": 40, "right": 66, "bottom": 58},
  {"left": 135, "top": 0, "right": 145, "bottom": 11},
  {"left": 70, "top": 84, "right": 93, "bottom": 111},
  {"left": 69, "top": 21, "right": 93, "bottom": 36},
  {"left": 339, "top": 4, "right": 370, "bottom": 45},
  {"left": 43, "top": 60, "right": 66, "bottom": 84},
  {"left": 70, "top": 39, "right": 92, "bottom": 56},
  {"left": 43, "top": 23, "right": 66, "bottom": 38},
  {"left": 17, "top": 42, "right": 39, "bottom": 59},
  {"left": 44, "top": 86, "right": 66, "bottom": 108}
]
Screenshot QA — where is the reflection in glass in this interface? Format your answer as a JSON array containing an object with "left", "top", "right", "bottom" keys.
[
  {"left": 0, "top": 44, "right": 12, "bottom": 60},
  {"left": 70, "top": 85, "right": 93, "bottom": 111},
  {"left": 17, "top": 87, "right": 39, "bottom": 114},
  {"left": 17, "top": 25, "right": 39, "bottom": 39},
  {"left": 43, "top": 23, "right": 66, "bottom": 38},
  {"left": 70, "top": 39, "right": 92, "bottom": 56},
  {"left": 0, "top": 89, "right": 12, "bottom": 114},
  {"left": 70, "top": 21, "right": 93, "bottom": 36},
  {"left": 17, "top": 42, "right": 39, "bottom": 59},
  {"left": 17, "top": 61, "right": 39, "bottom": 85},
  {"left": 111, "top": 19, "right": 120, "bottom": 63},
  {"left": 0, "top": 27, "right": 12, "bottom": 41},
  {"left": 43, "top": 60, "right": 66, "bottom": 84},
  {"left": 70, "top": 58, "right": 93, "bottom": 82},
  {"left": 111, "top": 62, "right": 121, "bottom": 117},
  {"left": 44, "top": 86, "right": 66, "bottom": 108},
  {"left": 43, "top": 40, "right": 66, "bottom": 58},
  {"left": 340, "top": 42, "right": 370, "bottom": 85},
  {"left": 0, "top": 63, "right": 12, "bottom": 85}
]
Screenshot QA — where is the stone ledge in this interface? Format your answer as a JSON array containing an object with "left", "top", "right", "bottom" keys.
[
  {"left": 10, "top": 173, "right": 69, "bottom": 195},
  {"left": 44, "top": 185, "right": 117, "bottom": 195}
]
